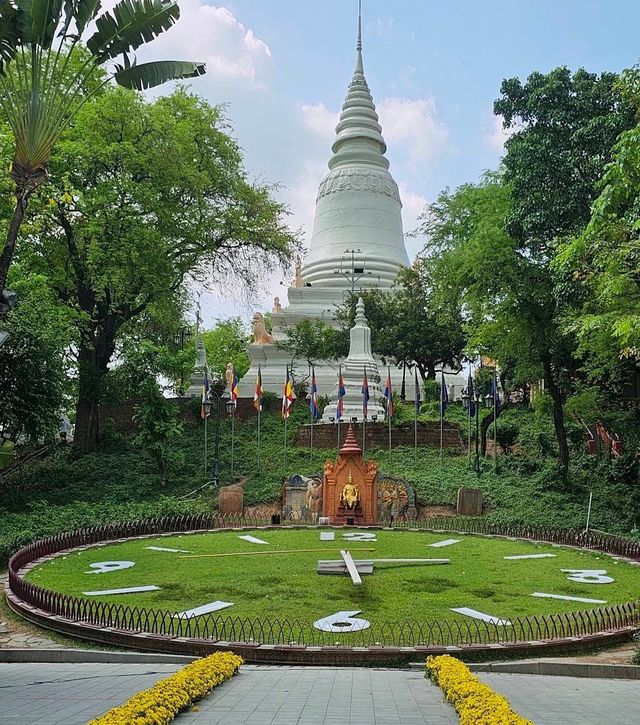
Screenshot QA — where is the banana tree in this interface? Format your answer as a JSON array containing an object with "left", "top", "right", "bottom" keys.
[{"left": 0, "top": 0, "right": 205, "bottom": 294}]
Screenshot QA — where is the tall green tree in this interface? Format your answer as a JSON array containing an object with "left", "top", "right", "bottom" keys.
[
  {"left": 336, "top": 265, "right": 465, "bottom": 382},
  {"left": 490, "top": 67, "right": 635, "bottom": 475},
  {"left": 0, "top": 271, "right": 73, "bottom": 442},
  {"left": 556, "top": 69, "right": 640, "bottom": 379},
  {"left": 202, "top": 318, "right": 251, "bottom": 380},
  {"left": 23, "top": 86, "right": 296, "bottom": 452},
  {"left": 0, "top": 0, "right": 205, "bottom": 294}
]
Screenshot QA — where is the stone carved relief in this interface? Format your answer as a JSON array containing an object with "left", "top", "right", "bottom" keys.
[
  {"left": 282, "top": 474, "right": 323, "bottom": 522},
  {"left": 376, "top": 475, "right": 417, "bottom": 524},
  {"left": 316, "top": 169, "right": 401, "bottom": 204}
]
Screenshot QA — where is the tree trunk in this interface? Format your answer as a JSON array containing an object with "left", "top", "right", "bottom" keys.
[
  {"left": 0, "top": 188, "right": 33, "bottom": 295},
  {"left": 542, "top": 354, "right": 569, "bottom": 478},
  {"left": 74, "top": 330, "right": 116, "bottom": 454},
  {"left": 0, "top": 164, "right": 46, "bottom": 295}
]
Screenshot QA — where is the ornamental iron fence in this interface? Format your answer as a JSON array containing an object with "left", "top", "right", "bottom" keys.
[{"left": 7, "top": 514, "right": 640, "bottom": 649}]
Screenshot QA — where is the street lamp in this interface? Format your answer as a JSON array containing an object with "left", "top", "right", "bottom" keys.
[
  {"left": 173, "top": 325, "right": 192, "bottom": 395},
  {"left": 461, "top": 386, "right": 493, "bottom": 474}
]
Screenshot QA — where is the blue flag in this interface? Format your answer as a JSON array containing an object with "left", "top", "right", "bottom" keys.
[
  {"left": 440, "top": 371, "right": 448, "bottom": 418},
  {"left": 490, "top": 373, "right": 501, "bottom": 412},
  {"left": 362, "top": 367, "right": 370, "bottom": 418},
  {"left": 466, "top": 372, "right": 476, "bottom": 418},
  {"left": 309, "top": 366, "right": 319, "bottom": 420}
]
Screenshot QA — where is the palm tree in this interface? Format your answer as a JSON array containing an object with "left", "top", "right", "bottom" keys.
[{"left": 0, "top": 0, "right": 205, "bottom": 294}]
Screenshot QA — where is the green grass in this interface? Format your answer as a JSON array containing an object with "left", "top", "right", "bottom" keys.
[
  {"left": 2, "top": 401, "right": 640, "bottom": 565},
  {"left": 26, "top": 529, "right": 640, "bottom": 623}
]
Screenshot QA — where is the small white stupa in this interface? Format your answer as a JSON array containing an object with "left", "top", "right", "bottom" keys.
[{"left": 322, "top": 297, "right": 386, "bottom": 422}]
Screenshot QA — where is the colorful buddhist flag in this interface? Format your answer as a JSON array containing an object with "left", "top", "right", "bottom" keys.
[
  {"left": 282, "top": 366, "right": 295, "bottom": 419},
  {"left": 336, "top": 366, "right": 346, "bottom": 421},
  {"left": 415, "top": 368, "right": 421, "bottom": 415},
  {"left": 362, "top": 366, "right": 370, "bottom": 418},
  {"left": 253, "top": 364, "right": 264, "bottom": 412},
  {"left": 200, "top": 365, "right": 210, "bottom": 419},
  {"left": 440, "top": 371, "right": 448, "bottom": 418},
  {"left": 309, "top": 365, "right": 319, "bottom": 420},
  {"left": 384, "top": 367, "right": 393, "bottom": 418}
]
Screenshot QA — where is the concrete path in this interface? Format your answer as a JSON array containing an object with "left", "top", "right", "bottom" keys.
[
  {"left": 175, "top": 666, "right": 457, "bottom": 725},
  {"left": 477, "top": 672, "right": 640, "bottom": 725},
  {"left": 0, "top": 662, "right": 183, "bottom": 724},
  {"left": 0, "top": 663, "right": 456, "bottom": 725}
]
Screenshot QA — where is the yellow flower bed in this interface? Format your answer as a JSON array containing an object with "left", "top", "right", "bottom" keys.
[
  {"left": 88, "top": 651, "right": 243, "bottom": 725},
  {"left": 426, "top": 655, "right": 533, "bottom": 725}
]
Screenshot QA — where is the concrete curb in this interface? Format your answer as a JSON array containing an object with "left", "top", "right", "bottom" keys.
[
  {"left": 0, "top": 648, "right": 197, "bottom": 665},
  {"left": 410, "top": 659, "right": 640, "bottom": 680}
]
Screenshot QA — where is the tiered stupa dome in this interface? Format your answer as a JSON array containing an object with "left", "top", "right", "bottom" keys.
[{"left": 301, "top": 12, "right": 409, "bottom": 289}]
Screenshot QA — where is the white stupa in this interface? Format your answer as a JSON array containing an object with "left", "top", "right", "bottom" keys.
[
  {"left": 239, "top": 5, "right": 410, "bottom": 398},
  {"left": 322, "top": 297, "right": 386, "bottom": 421}
]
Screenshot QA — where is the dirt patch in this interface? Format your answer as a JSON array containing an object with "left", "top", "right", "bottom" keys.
[{"left": 417, "top": 504, "right": 457, "bottom": 518}]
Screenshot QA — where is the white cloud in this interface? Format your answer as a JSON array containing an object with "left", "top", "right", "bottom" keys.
[
  {"left": 299, "top": 102, "right": 339, "bottom": 142},
  {"left": 280, "top": 161, "right": 327, "bottom": 248},
  {"left": 485, "top": 114, "right": 520, "bottom": 151},
  {"left": 299, "top": 96, "right": 449, "bottom": 167},
  {"left": 398, "top": 183, "right": 428, "bottom": 260},
  {"left": 378, "top": 97, "right": 449, "bottom": 165},
  {"left": 101, "top": 0, "right": 273, "bottom": 90},
  {"left": 367, "top": 16, "right": 395, "bottom": 36}
]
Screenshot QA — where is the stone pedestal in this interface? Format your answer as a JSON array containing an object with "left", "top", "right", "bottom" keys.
[
  {"left": 457, "top": 487, "right": 483, "bottom": 516},
  {"left": 322, "top": 425, "right": 377, "bottom": 525},
  {"left": 218, "top": 484, "right": 244, "bottom": 515}
]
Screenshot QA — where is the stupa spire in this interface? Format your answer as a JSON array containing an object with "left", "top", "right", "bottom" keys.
[{"left": 329, "top": 0, "right": 387, "bottom": 171}]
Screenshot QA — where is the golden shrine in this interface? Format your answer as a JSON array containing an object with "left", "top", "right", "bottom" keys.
[{"left": 322, "top": 425, "right": 378, "bottom": 525}]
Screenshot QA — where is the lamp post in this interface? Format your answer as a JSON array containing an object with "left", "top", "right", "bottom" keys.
[
  {"left": 173, "top": 325, "right": 191, "bottom": 395},
  {"left": 461, "top": 386, "right": 493, "bottom": 475},
  {"left": 207, "top": 376, "right": 231, "bottom": 486}
]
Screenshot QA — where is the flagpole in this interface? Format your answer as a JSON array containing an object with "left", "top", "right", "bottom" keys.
[
  {"left": 231, "top": 409, "right": 235, "bottom": 479},
  {"left": 284, "top": 413, "right": 288, "bottom": 469},
  {"left": 494, "top": 369, "right": 498, "bottom": 472},
  {"left": 257, "top": 408, "right": 261, "bottom": 471},
  {"left": 414, "top": 403, "right": 418, "bottom": 467},
  {"left": 440, "top": 371, "right": 444, "bottom": 468},
  {"left": 204, "top": 415, "right": 208, "bottom": 476},
  {"left": 363, "top": 416, "right": 366, "bottom": 460}
]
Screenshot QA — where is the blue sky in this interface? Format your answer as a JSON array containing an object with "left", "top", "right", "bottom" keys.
[{"left": 127, "top": 0, "right": 640, "bottom": 324}]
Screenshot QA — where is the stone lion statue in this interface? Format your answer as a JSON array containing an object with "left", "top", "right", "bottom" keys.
[{"left": 252, "top": 312, "right": 274, "bottom": 345}]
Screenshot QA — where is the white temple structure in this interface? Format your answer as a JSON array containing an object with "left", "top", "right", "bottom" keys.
[
  {"left": 322, "top": 297, "right": 386, "bottom": 422},
  {"left": 239, "top": 5, "right": 464, "bottom": 403}
]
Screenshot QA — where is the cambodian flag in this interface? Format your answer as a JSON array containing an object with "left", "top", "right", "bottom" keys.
[
  {"left": 489, "top": 373, "right": 501, "bottom": 412},
  {"left": 384, "top": 367, "right": 393, "bottom": 418},
  {"left": 309, "top": 365, "right": 319, "bottom": 420},
  {"left": 362, "top": 366, "right": 370, "bottom": 418},
  {"left": 336, "top": 366, "right": 346, "bottom": 421},
  {"left": 414, "top": 368, "right": 421, "bottom": 415}
]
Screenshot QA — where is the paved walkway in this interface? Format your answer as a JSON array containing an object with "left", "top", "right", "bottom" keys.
[
  {"left": 0, "top": 663, "right": 456, "bottom": 725},
  {"left": 477, "top": 672, "right": 640, "bottom": 725},
  {"left": 176, "top": 666, "right": 457, "bottom": 725},
  {"left": 0, "top": 662, "right": 183, "bottom": 724}
]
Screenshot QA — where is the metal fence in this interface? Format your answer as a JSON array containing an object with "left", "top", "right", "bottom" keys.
[{"left": 8, "top": 514, "right": 640, "bottom": 648}]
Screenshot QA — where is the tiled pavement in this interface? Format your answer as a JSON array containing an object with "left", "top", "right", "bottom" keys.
[
  {"left": 3, "top": 661, "right": 640, "bottom": 724},
  {"left": 477, "top": 672, "right": 640, "bottom": 725},
  {"left": 0, "top": 662, "right": 183, "bottom": 724},
  {"left": 0, "top": 663, "right": 456, "bottom": 725},
  {"left": 175, "top": 665, "right": 458, "bottom": 725}
]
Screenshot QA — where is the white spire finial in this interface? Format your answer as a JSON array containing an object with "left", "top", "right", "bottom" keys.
[{"left": 357, "top": 0, "right": 362, "bottom": 51}]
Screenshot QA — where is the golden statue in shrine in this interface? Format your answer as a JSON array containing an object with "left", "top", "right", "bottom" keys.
[{"left": 340, "top": 471, "right": 359, "bottom": 510}]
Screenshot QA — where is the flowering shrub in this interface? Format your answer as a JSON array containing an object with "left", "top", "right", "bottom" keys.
[
  {"left": 88, "top": 651, "right": 243, "bottom": 724},
  {"left": 426, "top": 655, "right": 533, "bottom": 725}
]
